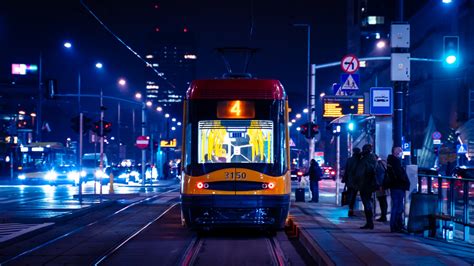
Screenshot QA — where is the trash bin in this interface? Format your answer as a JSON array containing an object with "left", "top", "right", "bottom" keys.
[{"left": 295, "top": 188, "right": 305, "bottom": 202}]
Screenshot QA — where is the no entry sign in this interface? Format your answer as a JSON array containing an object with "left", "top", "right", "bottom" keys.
[
  {"left": 136, "top": 136, "right": 149, "bottom": 149},
  {"left": 341, "top": 54, "right": 360, "bottom": 74}
]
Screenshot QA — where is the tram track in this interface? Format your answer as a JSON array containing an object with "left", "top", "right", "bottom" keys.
[{"left": 0, "top": 188, "right": 179, "bottom": 265}]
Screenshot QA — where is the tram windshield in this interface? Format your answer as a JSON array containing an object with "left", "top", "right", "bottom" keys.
[{"left": 197, "top": 120, "right": 274, "bottom": 164}]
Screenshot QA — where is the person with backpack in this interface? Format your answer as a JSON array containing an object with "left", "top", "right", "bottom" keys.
[
  {"left": 353, "top": 144, "right": 377, "bottom": 229},
  {"left": 386, "top": 146, "right": 411, "bottom": 233},
  {"left": 305, "top": 159, "right": 322, "bottom": 203},
  {"left": 374, "top": 155, "right": 388, "bottom": 222}
]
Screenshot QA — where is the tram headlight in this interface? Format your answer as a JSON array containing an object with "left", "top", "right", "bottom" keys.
[
  {"left": 45, "top": 171, "right": 58, "bottom": 181},
  {"left": 18, "top": 174, "right": 26, "bottom": 180},
  {"left": 268, "top": 182, "right": 275, "bottom": 189}
]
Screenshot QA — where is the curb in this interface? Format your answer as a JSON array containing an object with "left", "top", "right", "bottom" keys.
[
  {"left": 0, "top": 223, "right": 55, "bottom": 249},
  {"left": 288, "top": 218, "right": 335, "bottom": 266}
]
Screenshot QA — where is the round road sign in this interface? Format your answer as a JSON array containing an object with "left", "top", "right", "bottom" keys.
[
  {"left": 136, "top": 136, "right": 149, "bottom": 149},
  {"left": 432, "top": 131, "right": 442, "bottom": 140},
  {"left": 341, "top": 54, "right": 360, "bottom": 74}
]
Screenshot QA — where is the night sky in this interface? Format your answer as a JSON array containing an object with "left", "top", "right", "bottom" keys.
[{"left": 1, "top": 0, "right": 347, "bottom": 142}]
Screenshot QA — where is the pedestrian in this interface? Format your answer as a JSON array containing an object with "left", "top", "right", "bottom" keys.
[
  {"left": 342, "top": 147, "right": 361, "bottom": 217},
  {"left": 375, "top": 155, "right": 388, "bottom": 222},
  {"left": 353, "top": 144, "right": 377, "bottom": 229},
  {"left": 163, "top": 161, "right": 170, "bottom": 179},
  {"left": 304, "top": 159, "right": 322, "bottom": 202},
  {"left": 386, "top": 146, "right": 411, "bottom": 233}
]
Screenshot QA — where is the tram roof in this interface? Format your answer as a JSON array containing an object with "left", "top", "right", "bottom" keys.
[{"left": 186, "top": 79, "right": 286, "bottom": 100}]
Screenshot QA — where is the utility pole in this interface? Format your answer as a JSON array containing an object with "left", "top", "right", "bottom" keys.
[
  {"left": 37, "top": 53, "right": 43, "bottom": 142},
  {"left": 78, "top": 72, "right": 83, "bottom": 201},
  {"left": 99, "top": 90, "right": 105, "bottom": 197},
  {"left": 141, "top": 103, "right": 146, "bottom": 188},
  {"left": 391, "top": 0, "right": 410, "bottom": 148}
]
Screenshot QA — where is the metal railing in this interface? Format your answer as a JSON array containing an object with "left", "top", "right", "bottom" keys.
[{"left": 417, "top": 174, "right": 473, "bottom": 243}]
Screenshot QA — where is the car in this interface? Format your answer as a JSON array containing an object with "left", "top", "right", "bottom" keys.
[
  {"left": 51, "top": 165, "right": 82, "bottom": 186},
  {"left": 291, "top": 168, "right": 305, "bottom": 181},
  {"left": 321, "top": 166, "right": 336, "bottom": 180}
]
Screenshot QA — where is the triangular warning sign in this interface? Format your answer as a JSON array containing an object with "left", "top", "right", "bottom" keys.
[
  {"left": 341, "top": 74, "right": 359, "bottom": 91},
  {"left": 289, "top": 138, "right": 296, "bottom": 147},
  {"left": 457, "top": 145, "right": 467, "bottom": 153}
]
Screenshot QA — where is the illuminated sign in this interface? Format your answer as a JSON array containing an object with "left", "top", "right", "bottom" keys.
[
  {"left": 161, "top": 138, "right": 177, "bottom": 148},
  {"left": 11, "top": 64, "right": 38, "bottom": 75},
  {"left": 217, "top": 101, "right": 255, "bottom": 119},
  {"left": 323, "top": 96, "right": 364, "bottom": 118}
]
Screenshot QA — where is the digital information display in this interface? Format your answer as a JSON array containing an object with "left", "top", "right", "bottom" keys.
[
  {"left": 217, "top": 101, "right": 255, "bottom": 119},
  {"left": 323, "top": 96, "right": 364, "bottom": 118}
]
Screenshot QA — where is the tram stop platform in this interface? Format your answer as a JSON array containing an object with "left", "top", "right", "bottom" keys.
[{"left": 287, "top": 195, "right": 474, "bottom": 265}]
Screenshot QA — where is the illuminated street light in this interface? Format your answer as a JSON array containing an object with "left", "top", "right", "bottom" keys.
[
  {"left": 172, "top": 118, "right": 176, "bottom": 122},
  {"left": 30, "top": 113, "right": 36, "bottom": 117},
  {"left": 165, "top": 113, "right": 170, "bottom": 118},
  {"left": 118, "top": 78, "right": 126, "bottom": 86},
  {"left": 177, "top": 122, "right": 182, "bottom": 126},
  {"left": 135, "top": 92, "right": 142, "bottom": 99},
  {"left": 64, "top": 42, "right": 72, "bottom": 48},
  {"left": 156, "top": 106, "right": 163, "bottom": 112},
  {"left": 288, "top": 122, "right": 293, "bottom": 127},
  {"left": 291, "top": 119, "right": 296, "bottom": 123},
  {"left": 303, "top": 108, "right": 309, "bottom": 113},
  {"left": 171, "top": 126, "right": 176, "bottom": 131},
  {"left": 296, "top": 113, "right": 302, "bottom": 119},
  {"left": 320, "top": 92, "right": 326, "bottom": 98},
  {"left": 95, "top": 62, "right": 103, "bottom": 69},
  {"left": 18, "top": 110, "right": 26, "bottom": 115},
  {"left": 296, "top": 127, "right": 301, "bottom": 131},
  {"left": 146, "top": 101, "right": 152, "bottom": 107},
  {"left": 376, "top": 40, "right": 386, "bottom": 49},
  {"left": 442, "top": 0, "right": 452, "bottom": 3}
]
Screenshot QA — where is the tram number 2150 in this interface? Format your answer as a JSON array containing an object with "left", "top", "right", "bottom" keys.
[{"left": 225, "top": 172, "right": 247, "bottom": 180}]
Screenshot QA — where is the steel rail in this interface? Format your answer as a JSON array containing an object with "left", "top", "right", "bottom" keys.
[
  {"left": 0, "top": 189, "right": 177, "bottom": 265},
  {"left": 94, "top": 202, "right": 179, "bottom": 265}
]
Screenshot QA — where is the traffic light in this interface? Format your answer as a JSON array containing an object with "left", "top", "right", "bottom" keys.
[
  {"left": 443, "top": 36, "right": 459, "bottom": 67},
  {"left": 92, "top": 120, "right": 112, "bottom": 136},
  {"left": 300, "top": 122, "right": 319, "bottom": 139},
  {"left": 70, "top": 115, "right": 91, "bottom": 134},
  {"left": 347, "top": 121, "right": 355, "bottom": 132},
  {"left": 310, "top": 123, "right": 319, "bottom": 138},
  {"left": 299, "top": 123, "right": 309, "bottom": 138}
]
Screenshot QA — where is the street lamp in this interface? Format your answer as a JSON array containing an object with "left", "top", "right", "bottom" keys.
[
  {"left": 135, "top": 92, "right": 142, "bottom": 99},
  {"left": 156, "top": 106, "right": 162, "bottom": 112},
  {"left": 118, "top": 78, "right": 126, "bottom": 86},
  {"left": 95, "top": 62, "right": 103, "bottom": 69},
  {"left": 64, "top": 42, "right": 72, "bottom": 48},
  {"left": 376, "top": 40, "right": 387, "bottom": 49}
]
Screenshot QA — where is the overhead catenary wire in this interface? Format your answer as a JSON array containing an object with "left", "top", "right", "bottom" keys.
[{"left": 79, "top": 0, "right": 175, "bottom": 89}]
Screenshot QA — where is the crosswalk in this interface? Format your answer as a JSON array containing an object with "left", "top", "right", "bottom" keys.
[{"left": 0, "top": 222, "right": 54, "bottom": 243}]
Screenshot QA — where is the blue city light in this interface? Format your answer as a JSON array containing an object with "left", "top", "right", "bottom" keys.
[
  {"left": 64, "top": 42, "right": 72, "bottom": 48},
  {"left": 95, "top": 62, "right": 103, "bottom": 69},
  {"left": 442, "top": 0, "right": 452, "bottom": 3}
]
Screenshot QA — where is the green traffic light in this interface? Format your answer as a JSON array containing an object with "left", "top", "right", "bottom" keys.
[
  {"left": 445, "top": 55, "right": 457, "bottom": 64},
  {"left": 348, "top": 122, "right": 355, "bottom": 131}
]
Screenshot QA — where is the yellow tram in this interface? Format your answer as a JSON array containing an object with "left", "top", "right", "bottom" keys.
[{"left": 180, "top": 78, "right": 291, "bottom": 229}]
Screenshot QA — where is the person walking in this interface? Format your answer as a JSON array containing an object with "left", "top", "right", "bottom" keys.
[
  {"left": 342, "top": 147, "right": 361, "bottom": 217},
  {"left": 386, "top": 146, "right": 410, "bottom": 233},
  {"left": 305, "top": 159, "right": 322, "bottom": 203},
  {"left": 375, "top": 155, "right": 388, "bottom": 222},
  {"left": 353, "top": 144, "right": 377, "bottom": 229}
]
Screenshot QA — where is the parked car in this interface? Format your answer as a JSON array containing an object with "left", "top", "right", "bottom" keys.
[{"left": 291, "top": 168, "right": 304, "bottom": 181}]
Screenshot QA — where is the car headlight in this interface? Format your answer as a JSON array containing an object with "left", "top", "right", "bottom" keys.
[
  {"left": 68, "top": 171, "right": 80, "bottom": 180},
  {"left": 80, "top": 171, "right": 86, "bottom": 177},
  {"left": 95, "top": 170, "right": 107, "bottom": 178},
  {"left": 18, "top": 174, "right": 26, "bottom": 180},
  {"left": 45, "top": 171, "right": 57, "bottom": 181},
  {"left": 118, "top": 173, "right": 128, "bottom": 179}
]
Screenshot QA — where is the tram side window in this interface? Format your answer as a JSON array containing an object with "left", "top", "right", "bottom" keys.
[{"left": 197, "top": 120, "right": 273, "bottom": 164}]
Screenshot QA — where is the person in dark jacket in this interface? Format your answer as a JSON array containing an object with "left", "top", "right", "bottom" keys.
[
  {"left": 353, "top": 144, "right": 377, "bottom": 229},
  {"left": 374, "top": 155, "right": 388, "bottom": 222},
  {"left": 342, "top": 147, "right": 361, "bottom": 217},
  {"left": 305, "top": 159, "right": 322, "bottom": 202},
  {"left": 386, "top": 146, "right": 410, "bottom": 233}
]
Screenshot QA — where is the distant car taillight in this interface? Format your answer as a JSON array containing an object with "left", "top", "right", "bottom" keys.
[
  {"left": 331, "top": 171, "right": 336, "bottom": 175},
  {"left": 297, "top": 171, "right": 303, "bottom": 176}
]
